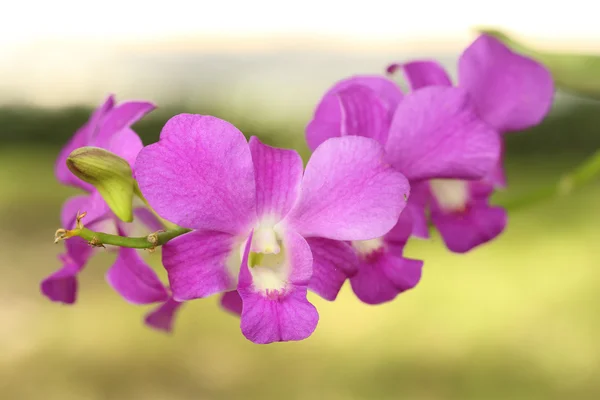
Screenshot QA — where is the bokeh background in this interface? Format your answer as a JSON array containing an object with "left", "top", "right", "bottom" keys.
[{"left": 2, "top": 2, "right": 600, "bottom": 399}]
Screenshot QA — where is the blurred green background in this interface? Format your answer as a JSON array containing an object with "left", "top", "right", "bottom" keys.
[{"left": 2, "top": 41, "right": 600, "bottom": 399}]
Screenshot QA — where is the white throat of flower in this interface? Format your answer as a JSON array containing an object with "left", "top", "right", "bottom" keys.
[
  {"left": 352, "top": 237, "right": 384, "bottom": 258},
  {"left": 248, "top": 223, "right": 290, "bottom": 296},
  {"left": 429, "top": 179, "right": 469, "bottom": 212}
]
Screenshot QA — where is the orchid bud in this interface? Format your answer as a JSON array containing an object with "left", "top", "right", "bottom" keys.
[{"left": 66, "top": 146, "right": 135, "bottom": 222}]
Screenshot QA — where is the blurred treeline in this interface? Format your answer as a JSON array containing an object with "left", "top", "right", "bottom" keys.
[{"left": 2, "top": 95, "right": 600, "bottom": 162}]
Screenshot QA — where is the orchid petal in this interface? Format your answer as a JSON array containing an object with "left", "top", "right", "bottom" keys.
[
  {"left": 284, "top": 136, "right": 409, "bottom": 241},
  {"left": 106, "top": 247, "right": 169, "bottom": 305},
  {"left": 104, "top": 128, "right": 144, "bottom": 168},
  {"left": 135, "top": 114, "right": 257, "bottom": 234},
  {"left": 306, "top": 93, "right": 343, "bottom": 151},
  {"left": 401, "top": 60, "right": 453, "bottom": 89},
  {"left": 306, "top": 238, "right": 358, "bottom": 301},
  {"left": 60, "top": 192, "right": 110, "bottom": 230},
  {"left": 403, "top": 182, "right": 431, "bottom": 239},
  {"left": 94, "top": 101, "right": 155, "bottom": 146},
  {"left": 459, "top": 34, "right": 554, "bottom": 133},
  {"left": 336, "top": 85, "right": 391, "bottom": 145},
  {"left": 85, "top": 95, "right": 116, "bottom": 142},
  {"left": 55, "top": 96, "right": 114, "bottom": 190},
  {"left": 238, "top": 230, "right": 318, "bottom": 344},
  {"left": 220, "top": 290, "right": 243, "bottom": 316},
  {"left": 332, "top": 76, "right": 403, "bottom": 115},
  {"left": 385, "top": 86, "right": 501, "bottom": 181},
  {"left": 144, "top": 298, "right": 183, "bottom": 333},
  {"left": 133, "top": 207, "right": 164, "bottom": 232},
  {"left": 306, "top": 75, "right": 402, "bottom": 149},
  {"left": 41, "top": 253, "right": 86, "bottom": 304},
  {"left": 162, "top": 230, "right": 239, "bottom": 300},
  {"left": 430, "top": 182, "right": 507, "bottom": 253},
  {"left": 350, "top": 253, "right": 423, "bottom": 305},
  {"left": 249, "top": 137, "right": 303, "bottom": 221}
]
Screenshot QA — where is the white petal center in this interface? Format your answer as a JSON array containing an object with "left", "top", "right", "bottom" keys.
[
  {"left": 352, "top": 237, "right": 384, "bottom": 257},
  {"left": 429, "top": 179, "right": 469, "bottom": 212},
  {"left": 249, "top": 222, "right": 290, "bottom": 294}
]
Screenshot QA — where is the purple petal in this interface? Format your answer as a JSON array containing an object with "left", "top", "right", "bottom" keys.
[
  {"left": 104, "top": 128, "right": 144, "bottom": 168},
  {"left": 306, "top": 238, "right": 358, "bottom": 301},
  {"left": 162, "top": 230, "right": 238, "bottom": 300},
  {"left": 306, "top": 75, "right": 402, "bottom": 150},
  {"left": 65, "top": 236, "right": 94, "bottom": 266},
  {"left": 398, "top": 60, "right": 453, "bottom": 90},
  {"left": 403, "top": 182, "right": 430, "bottom": 239},
  {"left": 350, "top": 252, "right": 423, "bottom": 305},
  {"left": 430, "top": 182, "right": 507, "bottom": 253},
  {"left": 249, "top": 137, "right": 303, "bottom": 221},
  {"left": 144, "top": 298, "right": 183, "bottom": 333},
  {"left": 284, "top": 136, "right": 409, "bottom": 241},
  {"left": 133, "top": 207, "right": 164, "bottom": 232},
  {"left": 60, "top": 192, "right": 110, "bottom": 229},
  {"left": 337, "top": 85, "right": 391, "bottom": 145},
  {"left": 385, "top": 86, "right": 501, "bottom": 181},
  {"left": 238, "top": 230, "right": 318, "bottom": 344},
  {"left": 94, "top": 101, "right": 155, "bottom": 146},
  {"left": 338, "top": 76, "right": 403, "bottom": 115},
  {"left": 383, "top": 208, "right": 414, "bottom": 250},
  {"left": 106, "top": 247, "right": 169, "bottom": 305},
  {"left": 55, "top": 125, "right": 94, "bottom": 191},
  {"left": 135, "top": 114, "right": 257, "bottom": 234},
  {"left": 220, "top": 290, "right": 243, "bottom": 316},
  {"left": 239, "top": 287, "right": 319, "bottom": 344},
  {"left": 55, "top": 96, "right": 114, "bottom": 190},
  {"left": 488, "top": 161, "right": 507, "bottom": 188},
  {"left": 458, "top": 34, "right": 554, "bottom": 133},
  {"left": 306, "top": 93, "right": 344, "bottom": 151},
  {"left": 41, "top": 254, "right": 85, "bottom": 304},
  {"left": 86, "top": 95, "right": 116, "bottom": 142}
]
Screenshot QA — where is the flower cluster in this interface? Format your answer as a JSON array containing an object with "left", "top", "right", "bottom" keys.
[
  {"left": 43, "top": 96, "right": 183, "bottom": 332},
  {"left": 44, "top": 34, "right": 554, "bottom": 343}
]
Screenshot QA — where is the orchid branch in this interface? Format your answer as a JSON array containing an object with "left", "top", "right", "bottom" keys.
[{"left": 54, "top": 211, "right": 191, "bottom": 249}]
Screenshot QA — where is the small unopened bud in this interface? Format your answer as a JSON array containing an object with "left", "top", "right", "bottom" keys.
[
  {"left": 54, "top": 229, "right": 68, "bottom": 244},
  {"left": 67, "top": 147, "right": 135, "bottom": 222}
]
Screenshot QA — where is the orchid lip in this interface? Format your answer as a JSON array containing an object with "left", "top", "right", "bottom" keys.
[
  {"left": 430, "top": 179, "right": 469, "bottom": 212},
  {"left": 352, "top": 238, "right": 385, "bottom": 258},
  {"left": 241, "top": 224, "right": 292, "bottom": 298}
]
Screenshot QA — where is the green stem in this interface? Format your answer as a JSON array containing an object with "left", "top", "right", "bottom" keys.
[
  {"left": 499, "top": 149, "right": 600, "bottom": 211},
  {"left": 69, "top": 226, "right": 192, "bottom": 249}
]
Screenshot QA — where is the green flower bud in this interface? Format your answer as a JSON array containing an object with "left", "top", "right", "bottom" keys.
[{"left": 66, "top": 146, "right": 135, "bottom": 222}]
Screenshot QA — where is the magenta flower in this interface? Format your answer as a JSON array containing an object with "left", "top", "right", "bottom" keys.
[
  {"left": 306, "top": 74, "right": 501, "bottom": 303},
  {"left": 387, "top": 34, "right": 554, "bottom": 252},
  {"left": 135, "top": 114, "right": 409, "bottom": 343},
  {"left": 43, "top": 95, "right": 181, "bottom": 331}
]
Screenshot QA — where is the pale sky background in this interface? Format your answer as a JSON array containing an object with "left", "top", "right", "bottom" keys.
[
  {"left": 1, "top": 0, "right": 598, "bottom": 114},
  {"left": 2, "top": 0, "right": 598, "bottom": 49}
]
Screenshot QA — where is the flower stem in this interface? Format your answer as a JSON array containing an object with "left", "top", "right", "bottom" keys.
[{"left": 65, "top": 226, "right": 192, "bottom": 249}]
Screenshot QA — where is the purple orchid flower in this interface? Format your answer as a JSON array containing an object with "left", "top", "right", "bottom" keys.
[
  {"left": 305, "top": 73, "right": 501, "bottom": 303},
  {"left": 387, "top": 33, "right": 554, "bottom": 253},
  {"left": 43, "top": 95, "right": 182, "bottom": 332},
  {"left": 134, "top": 114, "right": 409, "bottom": 343}
]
